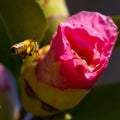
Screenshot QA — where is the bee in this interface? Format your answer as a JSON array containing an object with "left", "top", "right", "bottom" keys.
[{"left": 10, "top": 39, "right": 39, "bottom": 58}]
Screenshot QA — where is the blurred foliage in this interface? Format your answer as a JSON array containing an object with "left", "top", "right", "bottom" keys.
[
  {"left": 112, "top": 16, "right": 120, "bottom": 48},
  {"left": 0, "top": 0, "right": 48, "bottom": 76},
  {"left": 0, "top": 91, "right": 13, "bottom": 120}
]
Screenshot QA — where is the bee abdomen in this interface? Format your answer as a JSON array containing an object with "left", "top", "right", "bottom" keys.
[
  {"left": 10, "top": 46, "right": 18, "bottom": 53},
  {"left": 10, "top": 43, "right": 26, "bottom": 54}
]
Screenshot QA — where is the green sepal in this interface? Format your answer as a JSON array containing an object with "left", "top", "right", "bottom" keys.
[{"left": 51, "top": 83, "right": 120, "bottom": 120}]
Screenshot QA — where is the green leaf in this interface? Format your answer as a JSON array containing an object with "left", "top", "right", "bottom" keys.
[
  {"left": 112, "top": 16, "right": 120, "bottom": 48},
  {"left": 0, "top": 0, "right": 48, "bottom": 76},
  {"left": 51, "top": 83, "right": 120, "bottom": 120}
]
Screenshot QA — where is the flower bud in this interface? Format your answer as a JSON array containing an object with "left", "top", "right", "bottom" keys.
[
  {"left": 21, "top": 11, "right": 118, "bottom": 116},
  {"left": 0, "top": 64, "right": 20, "bottom": 120}
]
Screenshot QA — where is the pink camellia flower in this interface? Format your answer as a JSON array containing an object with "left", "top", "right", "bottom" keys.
[
  {"left": 21, "top": 11, "right": 118, "bottom": 116},
  {"left": 37, "top": 11, "right": 118, "bottom": 89}
]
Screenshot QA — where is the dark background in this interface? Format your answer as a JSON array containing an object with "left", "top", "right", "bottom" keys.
[
  {"left": 65, "top": 0, "right": 120, "bottom": 85},
  {"left": 65, "top": 0, "right": 120, "bottom": 16}
]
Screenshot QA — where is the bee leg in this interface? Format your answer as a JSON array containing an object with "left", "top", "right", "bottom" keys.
[
  {"left": 20, "top": 53, "right": 27, "bottom": 59},
  {"left": 28, "top": 53, "right": 32, "bottom": 56}
]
